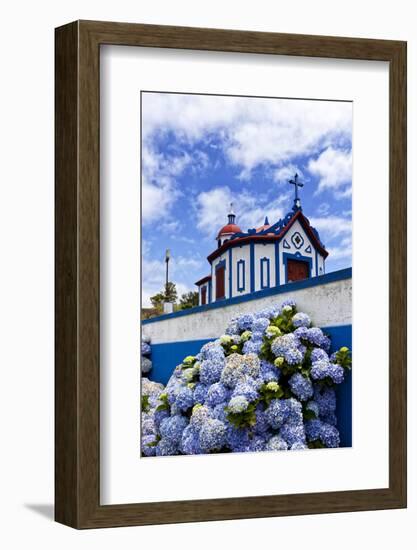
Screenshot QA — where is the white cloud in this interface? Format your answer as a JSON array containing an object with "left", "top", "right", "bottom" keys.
[
  {"left": 141, "top": 145, "right": 186, "bottom": 224},
  {"left": 309, "top": 215, "right": 352, "bottom": 242},
  {"left": 175, "top": 235, "right": 196, "bottom": 244},
  {"left": 142, "top": 93, "right": 352, "bottom": 180},
  {"left": 302, "top": 215, "right": 352, "bottom": 268},
  {"left": 308, "top": 147, "right": 352, "bottom": 198},
  {"left": 160, "top": 220, "right": 181, "bottom": 233},
  {"left": 316, "top": 202, "right": 330, "bottom": 216},
  {"left": 273, "top": 164, "right": 304, "bottom": 184},
  {"left": 328, "top": 236, "right": 352, "bottom": 261},
  {"left": 194, "top": 186, "right": 291, "bottom": 240},
  {"left": 309, "top": 219, "right": 352, "bottom": 269}
]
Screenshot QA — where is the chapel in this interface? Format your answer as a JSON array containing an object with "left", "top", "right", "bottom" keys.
[{"left": 195, "top": 174, "right": 329, "bottom": 306}]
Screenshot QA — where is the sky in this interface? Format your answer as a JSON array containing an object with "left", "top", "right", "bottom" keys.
[{"left": 141, "top": 92, "right": 352, "bottom": 307}]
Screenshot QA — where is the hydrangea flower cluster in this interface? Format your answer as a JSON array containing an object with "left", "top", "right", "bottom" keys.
[
  {"left": 141, "top": 334, "right": 152, "bottom": 375},
  {"left": 141, "top": 299, "right": 351, "bottom": 456},
  {"left": 140, "top": 378, "right": 165, "bottom": 456}
]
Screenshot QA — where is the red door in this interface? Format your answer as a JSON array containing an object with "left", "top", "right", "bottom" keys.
[
  {"left": 201, "top": 286, "right": 207, "bottom": 305},
  {"left": 287, "top": 259, "right": 309, "bottom": 282},
  {"left": 216, "top": 266, "right": 225, "bottom": 299}
]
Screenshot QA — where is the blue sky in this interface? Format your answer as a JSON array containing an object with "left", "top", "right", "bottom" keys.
[{"left": 141, "top": 92, "right": 352, "bottom": 307}]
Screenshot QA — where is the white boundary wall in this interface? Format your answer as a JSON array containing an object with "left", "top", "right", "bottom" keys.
[{"left": 143, "top": 277, "right": 351, "bottom": 344}]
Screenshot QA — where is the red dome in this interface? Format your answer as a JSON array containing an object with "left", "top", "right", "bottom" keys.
[{"left": 217, "top": 223, "right": 241, "bottom": 239}]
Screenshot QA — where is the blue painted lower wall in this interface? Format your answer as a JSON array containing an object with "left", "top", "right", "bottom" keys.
[
  {"left": 148, "top": 324, "right": 352, "bottom": 447},
  {"left": 149, "top": 338, "right": 215, "bottom": 386},
  {"left": 325, "top": 325, "right": 352, "bottom": 449}
]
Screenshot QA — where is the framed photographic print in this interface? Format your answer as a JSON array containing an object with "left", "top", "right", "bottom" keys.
[{"left": 55, "top": 20, "right": 407, "bottom": 528}]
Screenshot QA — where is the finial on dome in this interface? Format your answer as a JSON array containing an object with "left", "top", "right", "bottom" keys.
[
  {"left": 228, "top": 202, "right": 236, "bottom": 224},
  {"left": 264, "top": 216, "right": 269, "bottom": 225}
]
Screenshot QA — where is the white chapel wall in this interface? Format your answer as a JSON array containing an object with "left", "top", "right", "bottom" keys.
[
  {"left": 254, "top": 242, "right": 276, "bottom": 290},
  {"left": 279, "top": 219, "right": 316, "bottom": 282}
]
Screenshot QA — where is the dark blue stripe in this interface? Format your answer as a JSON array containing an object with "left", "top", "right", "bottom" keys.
[
  {"left": 275, "top": 241, "right": 280, "bottom": 286},
  {"left": 142, "top": 267, "right": 352, "bottom": 325},
  {"left": 228, "top": 248, "right": 232, "bottom": 299},
  {"left": 250, "top": 242, "right": 255, "bottom": 293}
]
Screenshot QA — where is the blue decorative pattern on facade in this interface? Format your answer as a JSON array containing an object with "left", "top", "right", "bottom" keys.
[
  {"left": 274, "top": 241, "right": 280, "bottom": 287},
  {"left": 291, "top": 231, "right": 304, "bottom": 249},
  {"left": 237, "top": 259, "right": 246, "bottom": 291},
  {"left": 260, "top": 257, "right": 270, "bottom": 289},
  {"left": 250, "top": 242, "right": 255, "bottom": 293}
]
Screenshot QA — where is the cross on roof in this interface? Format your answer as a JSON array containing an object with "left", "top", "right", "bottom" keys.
[{"left": 288, "top": 173, "right": 304, "bottom": 208}]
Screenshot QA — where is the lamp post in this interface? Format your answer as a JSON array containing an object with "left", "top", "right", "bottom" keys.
[{"left": 163, "top": 249, "right": 173, "bottom": 314}]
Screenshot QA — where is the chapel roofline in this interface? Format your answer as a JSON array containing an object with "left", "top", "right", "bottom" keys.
[
  {"left": 206, "top": 209, "right": 328, "bottom": 263},
  {"left": 195, "top": 274, "right": 212, "bottom": 286}
]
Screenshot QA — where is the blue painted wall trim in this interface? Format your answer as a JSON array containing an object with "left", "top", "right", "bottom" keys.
[
  {"left": 228, "top": 248, "right": 233, "bottom": 299},
  {"left": 260, "top": 257, "right": 270, "bottom": 289},
  {"left": 325, "top": 324, "right": 352, "bottom": 448},
  {"left": 237, "top": 259, "right": 246, "bottom": 291},
  {"left": 274, "top": 241, "right": 280, "bottom": 287},
  {"left": 142, "top": 267, "right": 352, "bottom": 325},
  {"left": 148, "top": 324, "right": 352, "bottom": 448},
  {"left": 250, "top": 242, "right": 255, "bottom": 293}
]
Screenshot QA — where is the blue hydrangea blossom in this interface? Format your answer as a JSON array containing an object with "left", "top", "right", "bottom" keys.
[{"left": 141, "top": 298, "right": 350, "bottom": 457}]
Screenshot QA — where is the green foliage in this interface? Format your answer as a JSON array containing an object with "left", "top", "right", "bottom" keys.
[
  {"left": 240, "top": 330, "right": 252, "bottom": 343},
  {"left": 149, "top": 292, "right": 165, "bottom": 309},
  {"left": 303, "top": 407, "right": 317, "bottom": 421},
  {"left": 260, "top": 340, "right": 275, "bottom": 363},
  {"left": 259, "top": 310, "right": 299, "bottom": 364},
  {"left": 225, "top": 401, "right": 258, "bottom": 429},
  {"left": 266, "top": 325, "right": 281, "bottom": 338},
  {"left": 179, "top": 291, "right": 199, "bottom": 309},
  {"left": 259, "top": 382, "right": 284, "bottom": 406},
  {"left": 335, "top": 347, "right": 352, "bottom": 370},
  {"left": 180, "top": 356, "right": 200, "bottom": 384},
  {"left": 141, "top": 394, "right": 150, "bottom": 413},
  {"left": 182, "top": 355, "right": 197, "bottom": 368},
  {"left": 220, "top": 335, "right": 243, "bottom": 356},
  {"left": 146, "top": 434, "right": 161, "bottom": 448},
  {"left": 220, "top": 335, "right": 233, "bottom": 345},
  {"left": 307, "top": 440, "right": 326, "bottom": 449},
  {"left": 150, "top": 281, "right": 178, "bottom": 308},
  {"left": 155, "top": 392, "right": 170, "bottom": 412},
  {"left": 280, "top": 363, "right": 299, "bottom": 377},
  {"left": 269, "top": 308, "right": 296, "bottom": 334}
]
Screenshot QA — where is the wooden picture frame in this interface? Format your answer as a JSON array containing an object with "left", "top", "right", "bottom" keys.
[{"left": 55, "top": 20, "right": 407, "bottom": 528}]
